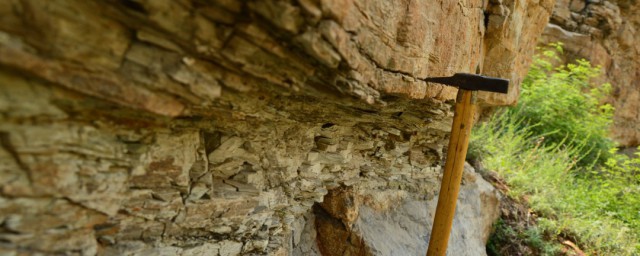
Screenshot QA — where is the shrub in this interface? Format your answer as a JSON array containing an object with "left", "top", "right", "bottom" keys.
[
  {"left": 473, "top": 46, "right": 640, "bottom": 254},
  {"left": 510, "top": 42, "right": 615, "bottom": 167},
  {"left": 471, "top": 112, "right": 639, "bottom": 255}
]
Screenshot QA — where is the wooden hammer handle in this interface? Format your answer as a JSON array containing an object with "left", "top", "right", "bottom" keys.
[{"left": 426, "top": 89, "right": 476, "bottom": 256}]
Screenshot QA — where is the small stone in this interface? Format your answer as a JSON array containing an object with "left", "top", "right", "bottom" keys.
[
  {"left": 187, "top": 182, "right": 210, "bottom": 201},
  {"left": 298, "top": 164, "right": 324, "bottom": 178},
  {"left": 295, "top": 31, "right": 342, "bottom": 68},
  {"left": 315, "top": 136, "right": 337, "bottom": 151},
  {"left": 208, "top": 136, "right": 245, "bottom": 164},
  {"left": 182, "top": 56, "right": 195, "bottom": 66},
  {"left": 219, "top": 240, "right": 243, "bottom": 256},
  {"left": 182, "top": 243, "right": 220, "bottom": 255},
  {"left": 243, "top": 239, "right": 269, "bottom": 252},
  {"left": 569, "top": 0, "right": 586, "bottom": 12},
  {"left": 297, "top": 0, "right": 322, "bottom": 22},
  {"left": 224, "top": 179, "right": 259, "bottom": 195},
  {"left": 212, "top": 226, "right": 233, "bottom": 234},
  {"left": 212, "top": 158, "right": 245, "bottom": 178}
]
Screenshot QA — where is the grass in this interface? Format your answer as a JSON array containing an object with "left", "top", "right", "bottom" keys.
[{"left": 471, "top": 112, "right": 640, "bottom": 255}]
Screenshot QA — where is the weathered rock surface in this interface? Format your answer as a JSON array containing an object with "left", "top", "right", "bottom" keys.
[
  {"left": 294, "top": 164, "right": 500, "bottom": 256},
  {"left": 0, "top": 0, "right": 551, "bottom": 255},
  {"left": 355, "top": 167, "right": 499, "bottom": 256},
  {"left": 542, "top": 0, "right": 640, "bottom": 146},
  {"left": 0, "top": 0, "right": 553, "bottom": 109}
]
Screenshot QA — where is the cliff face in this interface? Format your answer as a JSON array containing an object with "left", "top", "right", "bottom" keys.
[
  {"left": 542, "top": 0, "right": 640, "bottom": 146},
  {"left": 0, "top": 0, "right": 552, "bottom": 255}
]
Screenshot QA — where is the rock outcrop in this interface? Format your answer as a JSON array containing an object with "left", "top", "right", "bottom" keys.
[
  {"left": 0, "top": 0, "right": 552, "bottom": 255},
  {"left": 295, "top": 164, "right": 500, "bottom": 256},
  {"left": 541, "top": 0, "right": 640, "bottom": 146}
]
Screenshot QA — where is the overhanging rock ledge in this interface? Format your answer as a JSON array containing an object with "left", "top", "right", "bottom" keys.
[{"left": 0, "top": 1, "right": 552, "bottom": 255}]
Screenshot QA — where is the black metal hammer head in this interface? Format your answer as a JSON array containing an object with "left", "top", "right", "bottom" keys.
[{"left": 423, "top": 73, "right": 509, "bottom": 94}]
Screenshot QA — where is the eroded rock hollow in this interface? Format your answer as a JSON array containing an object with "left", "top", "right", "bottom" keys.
[{"left": 0, "top": 0, "right": 552, "bottom": 255}]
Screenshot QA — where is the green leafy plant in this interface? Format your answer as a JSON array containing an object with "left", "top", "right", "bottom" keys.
[
  {"left": 511, "top": 42, "right": 614, "bottom": 167},
  {"left": 473, "top": 45, "right": 639, "bottom": 254},
  {"left": 472, "top": 112, "right": 639, "bottom": 255}
]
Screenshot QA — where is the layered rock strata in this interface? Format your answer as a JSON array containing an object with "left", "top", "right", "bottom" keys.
[{"left": 0, "top": 0, "right": 552, "bottom": 255}]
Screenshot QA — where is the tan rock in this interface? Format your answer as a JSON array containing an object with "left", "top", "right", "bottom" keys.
[
  {"left": 480, "top": 0, "right": 556, "bottom": 106},
  {"left": 0, "top": 0, "right": 551, "bottom": 255},
  {"left": 0, "top": 0, "right": 551, "bottom": 110},
  {"left": 319, "top": 186, "right": 359, "bottom": 226},
  {"left": 542, "top": 0, "right": 640, "bottom": 146}
]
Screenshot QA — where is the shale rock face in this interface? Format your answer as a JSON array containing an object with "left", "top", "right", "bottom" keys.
[
  {"left": 0, "top": 0, "right": 551, "bottom": 255},
  {"left": 542, "top": 0, "right": 640, "bottom": 146}
]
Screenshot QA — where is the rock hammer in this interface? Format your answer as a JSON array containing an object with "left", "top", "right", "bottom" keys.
[{"left": 422, "top": 73, "right": 509, "bottom": 256}]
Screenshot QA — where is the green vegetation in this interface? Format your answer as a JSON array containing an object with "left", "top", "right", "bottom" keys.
[
  {"left": 486, "top": 214, "right": 564, "bottom": 255},
  {"left": 473, "top": 44, "right": 640, "bottom": 255},
  {"left": 510, "top": 43, "right": 615, "bottom": 167}
]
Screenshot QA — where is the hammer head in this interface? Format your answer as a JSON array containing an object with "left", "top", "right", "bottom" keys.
[{"left": 423, "top": 73, "right": 509, "bottom": 94}]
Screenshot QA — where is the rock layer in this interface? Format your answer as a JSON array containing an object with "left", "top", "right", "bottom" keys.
[
  {"left": 0, "top": 0, "right": 553, "bottom": 109},
  {"left": 542, "top": 0, "right": 640, "bottom": 146},
  {"left": 0, "top": 0, "right": 552, "bottom": 255}
]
